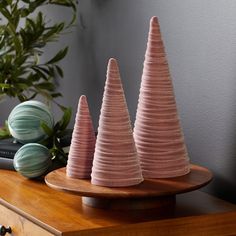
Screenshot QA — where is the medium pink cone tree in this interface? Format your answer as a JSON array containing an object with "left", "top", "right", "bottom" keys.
[{"left": 91, "top": 58, "right": 143, "bottom": 187}]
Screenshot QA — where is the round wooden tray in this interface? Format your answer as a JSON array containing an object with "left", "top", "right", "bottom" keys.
[{"left": 45, "top": 164, "right": 212, "bottom": 210}]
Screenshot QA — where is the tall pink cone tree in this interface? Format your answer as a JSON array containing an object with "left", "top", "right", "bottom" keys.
[{"left": 134, "top": 17, "right": 190, "bottom": 178}]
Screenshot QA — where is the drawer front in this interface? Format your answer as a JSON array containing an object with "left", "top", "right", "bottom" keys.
[{"left": 0, "top": 203, "right": 54, "bottom": 236}]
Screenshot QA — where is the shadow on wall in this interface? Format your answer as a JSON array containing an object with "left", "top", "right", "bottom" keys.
[
  {"left": 78, "top": 0, "right": 236, "bottom": 204},
  {"left": 210, "top": 176, "right": 236, "bottom": 203},
  {"left": 93, "top": 0, "right": 110, "bottom": 8},
  {"left": 210, "top": 118, "right": 236, "bottom": 204}
]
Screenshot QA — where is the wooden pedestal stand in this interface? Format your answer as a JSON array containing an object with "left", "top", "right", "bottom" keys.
[{"left": 45, "top": 164, "right": 212, "bottom": 210}]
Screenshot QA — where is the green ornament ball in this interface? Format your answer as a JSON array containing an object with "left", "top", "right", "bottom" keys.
[
  {"left": 8, "top": 100, "right": 54, "bottom": 144},
  {"left": 14, "top": 143, "right": 52, "bottom": 178}
]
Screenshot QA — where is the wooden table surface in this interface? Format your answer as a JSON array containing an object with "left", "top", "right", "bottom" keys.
[{"left": 1, "top": 169, "right": 236, "bottom": 235}]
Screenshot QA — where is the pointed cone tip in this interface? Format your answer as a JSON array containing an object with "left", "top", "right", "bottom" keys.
[
  {"left": 79, "top": 95, "right": 87, "bottom": 103},
  {"left": 78, "top": 95, "right": 88, "bottom": 111},
  {"left": 150, "top": 16, "right": 159, "bottom": 30},
  {"left": 108, "top": 58, "right": 119, "bottom": 71},
  {"left": 150, "top": 16, "right": 158, "bottom": 24},
  {"left": 109, "top": 57, "right": 117, "bottom": 64}
]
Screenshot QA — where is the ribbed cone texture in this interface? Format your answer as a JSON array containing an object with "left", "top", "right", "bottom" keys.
[
  {"left": 133, "top": 16, "right": 190, "bottom": 178},
  {"left": 91, "top": 58, "right": 143, "bottom": 187},
  {"left": 66, "top": 95, "right": 96, "bottom": 179}
]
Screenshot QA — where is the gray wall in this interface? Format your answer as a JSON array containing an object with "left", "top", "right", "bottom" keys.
[
  {"left": 2, "top": 0, "right": 236, "bottom": 202},
  {"left": 71, "top": 0, "right": 236, "bottom": 203}
]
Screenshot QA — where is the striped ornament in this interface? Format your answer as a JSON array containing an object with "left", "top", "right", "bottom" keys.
[
  {"left": 14, "top": 143, "right": 52, "bottom": 178},
  {"left": 8, "top": 100, "right": 54, "bottom": 144}
]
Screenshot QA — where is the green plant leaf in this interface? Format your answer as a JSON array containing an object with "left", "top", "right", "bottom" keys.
[
  {"left": 59, "top": 107, "right": 72, "bottom": 131},
  {"left": 17, "top": 93, "right": 28, "bottom": 102},
  {"left": 0, "top": 120, "right": 11, "bottom": 139},
  {"left": 51, "top": 92, "right": 62, "bottom": 98},
  {"left": 35, "top": 82, "right": 55, "bottom": 91},
  {"left": 41, "top": 121, "right": 54, "bottom": 137},
  {"left": 55, "top": 65, "right": 64, "bottom": 77},
  {"left": 46, "top": 47, "right": 68, "bottom": 64},
  {"left": 0, "top": 8, "right": 12, "bottom": 21},
  {"left": 0, "top": 83, "right": 11, "bottom": 88}
]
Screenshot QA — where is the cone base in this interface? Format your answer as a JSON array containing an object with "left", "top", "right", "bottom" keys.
[
  {"left": 66, "top": 171, "right": 91, "bottom": 179},
  {"left": 142, "top": 165, "right": 190, "bottom": 179},
  {"left": 91, "top": 176, "right": 144, "bottom": 187}
]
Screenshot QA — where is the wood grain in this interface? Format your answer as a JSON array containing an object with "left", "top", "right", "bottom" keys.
[
  {"left": 75, "top": 211, "right": 236, "bottom": 236},
  {"left": 45, "top": 164, "right": 213, "bottom": 198},
  {"left": 0, "top": 199, "right": 54, "bottom": 236},
  {"left": 0, "top": 168, "right": 235, "bottom": 235}
]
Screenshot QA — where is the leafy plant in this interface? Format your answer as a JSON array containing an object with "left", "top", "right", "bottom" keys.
[
  {"left": 0, "top": 1, "right": 77, "bottom": 164},
  {"left": 0, "top": 0, "right": 77, "bottom": 102},
  {"left": 41, "top": 106, "right": 72, "bottom": 164}
]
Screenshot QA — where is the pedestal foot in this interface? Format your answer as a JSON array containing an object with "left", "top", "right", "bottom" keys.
[{"left": 82, "top": 195, "right": 176, "bottom": 210}]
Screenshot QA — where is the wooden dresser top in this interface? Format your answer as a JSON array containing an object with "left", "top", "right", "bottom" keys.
[{"left": 0, "top": 169, "right": 236, "bottom": 235}]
